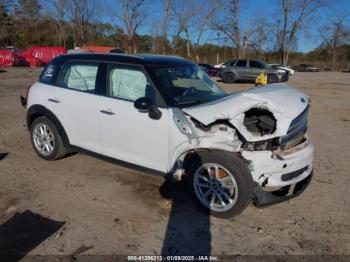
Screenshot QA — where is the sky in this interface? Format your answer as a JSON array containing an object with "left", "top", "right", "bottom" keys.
[{"left": 88, "top": 0, "right": 350, "bottom": 52}]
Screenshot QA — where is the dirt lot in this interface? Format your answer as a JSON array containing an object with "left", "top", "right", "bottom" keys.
[{"left": 0, "top": 67, "right": 349, "bottom": 258}]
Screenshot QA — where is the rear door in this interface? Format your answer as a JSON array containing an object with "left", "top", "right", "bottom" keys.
[
  {"left": 247, "top": 60, "right": 266, "bottom": 79},
  {"left": 46, "top": 61, "right": 102, "bottom": 152},
  {"left": 98, "top": 63, "right": 170, "bottom": 172}
]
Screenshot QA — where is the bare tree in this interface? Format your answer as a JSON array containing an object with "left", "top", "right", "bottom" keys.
[
  {"left": 191, "top": 2, "right": 215, "bottom": 62},
  {"left": 160, "top": 0, "right": 172, "bottom": 54},
  {"left": 69, "top": 0, "right": 97, "bottom": 46},
  {"left": 211, "top": 0, "right": 253, "bottom": 58},
  {"left": 320, "top": 15, "right": 350, "bottom": 70},
  {"left": 277, "top": 0, "right": 327, "bottom": 65},
  {"left": 44, "top": 0, "right": 67, "bottom": 46},
  {"left": 250, "top": 17, "right": 274, "bottom": 60},
  {"left": 112, "top": 0, "right": 147, "bottom": 54},
  {"left": 170, "top": 0, "right": 197, "bottom": 57}
]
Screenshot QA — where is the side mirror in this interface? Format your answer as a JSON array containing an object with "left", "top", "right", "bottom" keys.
[
  {"left": 134, "top": 97, "right": 152, "bottom": 111},
  {"left": 134, "top": 97, "right": 162, "bottom": 120}
]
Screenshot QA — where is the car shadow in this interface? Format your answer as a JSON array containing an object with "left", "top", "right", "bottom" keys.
[
  {"left": 160, "top": 177, "right": 211, "bottom": 256},
  {"left": 0, "top": 69, "right": 7, "bottom": 73},
  {"left": 0, "top": 210, "right": 64, "bottom": 261},
  {"left": 0, "top": 153, "right": 8, "bottom": 161}
]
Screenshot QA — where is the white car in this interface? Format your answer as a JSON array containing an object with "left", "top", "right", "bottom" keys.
[
  {"left": 269, "top": 64, "right": 295, "bottom": 75},
  {"left": 22, "top": 53, "right": 313, "bottom": 217}
]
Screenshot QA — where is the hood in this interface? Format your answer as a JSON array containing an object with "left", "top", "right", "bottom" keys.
[{"left": 183, "top": 84, "right": 309, "bottom": 142}]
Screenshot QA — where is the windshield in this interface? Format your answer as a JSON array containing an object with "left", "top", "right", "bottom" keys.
[{"left": 154, "top": 65, "right": 226, "bottom": 107}]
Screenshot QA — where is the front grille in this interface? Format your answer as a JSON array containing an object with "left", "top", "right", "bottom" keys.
[{"left": 280, "top": 105, "right": 309, "bottom": 149}]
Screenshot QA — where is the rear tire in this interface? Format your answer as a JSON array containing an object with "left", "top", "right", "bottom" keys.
[
  {"left": 223, "top": 72, "right": 236, "bottom": 84},
  {"left": 30, "top": 116, "right": 67, "bottom": 160},
  {"left": 186, "top": 151, "right": 254, "bottom": 218}
]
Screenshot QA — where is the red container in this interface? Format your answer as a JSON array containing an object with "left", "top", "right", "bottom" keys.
[
  {"left": 27, "top": 46, "right": 67, "bottom": 65},
  {"left": 0, "top": 50, "right": 16, "bottom": 67}
]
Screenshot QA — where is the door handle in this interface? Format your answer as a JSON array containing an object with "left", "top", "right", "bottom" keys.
[
  {"left": 100, "top": 109, "right": 115, "bottom": 115},
  {"left": 48, "top": 98, "right": 60, "bottom": 103}
]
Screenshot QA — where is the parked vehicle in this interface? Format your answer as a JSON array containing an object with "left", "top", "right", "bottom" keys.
[
  {"left": 269, "top": 64, "right": 295, "bottom": 75},
  {"left": 198, "top": 63, "right": 220, "bottom": 77},
  {"left": 293, "top": 64, "right": 320, "bottom": 72},
  {"left": 219, "top": 59, "right": 289, "bottom": 84},
  {"left": 21, "top": 53, "right": 313, "bottom": 217}
]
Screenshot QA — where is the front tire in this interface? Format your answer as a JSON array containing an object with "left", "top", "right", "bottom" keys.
[
  {"left": 187, "top": 151, "right": 254, "bottom": 218},
  {"left": 30, "top": 116, "right": 67, "bottom": 160}
]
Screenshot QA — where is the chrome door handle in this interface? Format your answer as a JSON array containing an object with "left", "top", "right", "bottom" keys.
[
  {"left": 100, "top": 109, "right": 115, "bottom": 115},
  {"left": 48, "top": 98, "right": 60, "bottom": 103}
]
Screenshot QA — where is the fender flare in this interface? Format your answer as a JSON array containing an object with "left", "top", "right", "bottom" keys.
[{"left": 26, "top": 104, "right": 70, "bottom": 147}]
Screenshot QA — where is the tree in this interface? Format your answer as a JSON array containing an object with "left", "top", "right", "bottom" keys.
[
  {"left": 43, "top": 0, "right": 68, "bottom": 46},
  {"left": 18, "top": 0, "right": 41, "bottom": 21},
  {"left": 321, "top": 15, "right": 350, "bottom": 70},
  {"left": 0, "top": 0, "right": 13, "bottom": 47},
  {"left": 277, "top": 0, "right": 327, "bottom": 65},
  {"left": 211, "top": 0, "right": 253, "bottom": 58},
  {"left": 160, "top": 0, "right": 172, "bottom": 54},
  {"left": 69, "top": 0, "right": 97, "bottom": 46},
  {"left": 190, "top": 1, "right": 215, "bottom": 62},
  {"left": 113, "top": 0, "right": 148, "bottom": 54},
  {"left": 170, "top": 0, "right": 197, "bottom": 57},
  {"left": 250, "top": 17, "right": 274, "bottom": 60}
]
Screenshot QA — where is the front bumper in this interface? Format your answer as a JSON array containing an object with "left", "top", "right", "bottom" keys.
[
  {"left": 242, "top": 138, "right": 314, "bottom": 206},
  {"left": 254, "top": 171, "right": 312, "bottom": 206}
]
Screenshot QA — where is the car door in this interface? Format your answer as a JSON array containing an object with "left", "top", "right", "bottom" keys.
[
  {"left": 44, "top": 61, "right": 102, "bottom": 153},
  {"left": 98, "top": 63, "right": 170, "bottom": 172},
  {"left": 233, "top": 60, "right": 248, "bottom": 79},
  {"left": 247, "top": 60, "right": 266, "bottom": 79}
]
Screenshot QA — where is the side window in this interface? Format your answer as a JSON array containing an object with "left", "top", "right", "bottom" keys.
[
  {"left": 235, "top": 60, "right": 247, "bottom": 67},
  {"left": 249, "top": 61, "right": 265, "bottom": 69},
  {"left": 58, "top": 62, "right": 99, "bottom": 92},
  {"left": 229, "top": 60, "right": 237, "bottom": 66},
  {"left": 40, "top": 63, "right": 58, "bottom": 84},
  {"left": 108, "top": 65, "right": 155, "bottom": 102}
]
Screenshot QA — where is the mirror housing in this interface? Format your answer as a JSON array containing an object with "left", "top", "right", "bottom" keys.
[
  {"left": 134, "top": 97, "right": 162, "bottom": 120},
  {"left": 134, "top": 97, "right": 152, "bottom": 111}
]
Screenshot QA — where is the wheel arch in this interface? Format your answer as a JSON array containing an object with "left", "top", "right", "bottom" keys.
[
  {"left": 27, "top": 105, "right": 70, "bottom": 147},
  {"left": 172, "top": 147, "right": 249, "bottom": 176}
]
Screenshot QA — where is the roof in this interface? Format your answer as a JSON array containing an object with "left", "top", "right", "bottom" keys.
[{"left": 51, "top": 53, "right": 194, "bottom": 67}]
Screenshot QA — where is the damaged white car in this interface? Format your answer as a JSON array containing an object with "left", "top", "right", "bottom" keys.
[{"left": 23, "top": 53, "right": 313, "bottom": 218}]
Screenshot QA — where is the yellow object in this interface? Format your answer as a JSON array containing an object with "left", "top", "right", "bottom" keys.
[{"left": 255, "top": 72, "right": 267, "bottom": 86}]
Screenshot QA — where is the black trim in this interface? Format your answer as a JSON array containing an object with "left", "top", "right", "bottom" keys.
[
  {"left": 254, "top": 171, "right": 313, "bottom": 207},
  {"left": 26, "top": 105, "right": 70, "bottom": 147},
  {"left": 70, "top": 145, "right": 168, "bottom": 177},
  {"left": 281, "top": 166, "right": 308, "bottom": 181}
]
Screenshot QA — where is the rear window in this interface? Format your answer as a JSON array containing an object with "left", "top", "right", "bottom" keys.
[
  {"left": 249, "top": 61, "right": 265, "bottom": 69},
  {"left": 57, "top": 62, "right": 99, "bottom": 92},
  {"left": 235, "top": 60, "right": 247, "bottom": 67},
  {"left": 40, "top": 63, "right": 58, "bottom": 84}
]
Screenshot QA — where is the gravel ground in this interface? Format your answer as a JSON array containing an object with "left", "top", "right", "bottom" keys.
[{"left": 0, "top": 67, "right": 349, "bottom": 258}]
